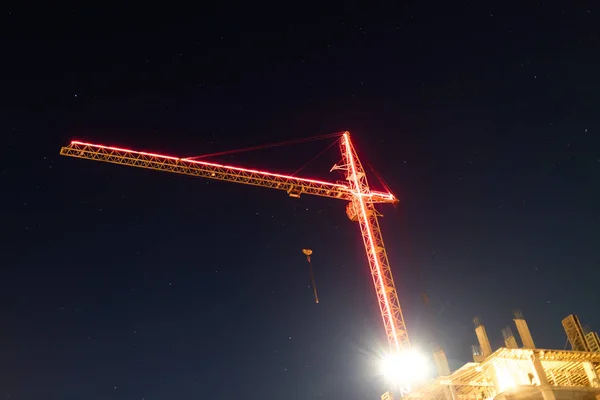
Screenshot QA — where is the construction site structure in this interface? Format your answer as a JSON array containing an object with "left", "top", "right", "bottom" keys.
[
  {"left": 563, "top": 315, "right": 600, "bottom": 354},
  {"left": 382, "top": 313, "right": 600, "bottom": 400}
]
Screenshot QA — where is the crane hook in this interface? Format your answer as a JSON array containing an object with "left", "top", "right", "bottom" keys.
[{"left": 302, "top": 249, "right": 319, "bottom": 304}]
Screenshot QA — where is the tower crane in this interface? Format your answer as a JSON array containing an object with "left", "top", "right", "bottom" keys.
[{"left": 60, "top": 131, "right": 413, "bottom": 391}]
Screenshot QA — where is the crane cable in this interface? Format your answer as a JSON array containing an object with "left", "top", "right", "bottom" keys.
[
  {"left": 183, "top": 132, "right": 344, "bottom": 160},
  {"left": 185, "top": 132, "right": 342, "bottom": 307},
  {"left": 302, "top": 249, "right": 319, "bottom": 304},
  {"left": 291, "top": 137, "right": 341, "bottom": 176},
  {"left": 365, "top": 161, "right": 395, "bottom": 199}
]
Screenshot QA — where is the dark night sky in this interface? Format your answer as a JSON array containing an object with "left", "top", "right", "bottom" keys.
[{"left": 1, "top": 2, "right": 599, "bottom": 399}]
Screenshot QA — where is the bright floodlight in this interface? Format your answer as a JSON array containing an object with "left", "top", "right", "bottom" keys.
[{"left": 380, "top": 348, "right": 429, "bottom": 388}]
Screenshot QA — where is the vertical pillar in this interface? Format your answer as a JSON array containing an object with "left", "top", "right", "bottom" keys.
[
  {"left": 530, "top": 351, "right": 556, "bottom": 400},
  {"left": 514, "top": 318, "right": 536, "bottom": 349},
  {"left": 443, "top": 384, "right": 457, "bottom": 400},
  {"left": 485, "top": 363, "right": 502, "bottom": 392},
  {"left": 434, "top": 348, "right": 451, "bottom": 376},
  {"left": 502, "top": 326, "right": 518, "bottom": 349},
  {"left": 475, "top": 324, "right": 493, "bottom": 357},
  {"left": 583, "top": 362, "right": 600, "bottom": 388}
]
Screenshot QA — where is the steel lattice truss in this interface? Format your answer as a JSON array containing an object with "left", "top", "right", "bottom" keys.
[
  {"left": 338, "top": 135, "right": 409, "bottom": 351},
  {"left": 60, "top": 132, "right": 408, "bottom": 353},
  {"left": 60, "top": 141, "right": 396, "bottom": 204}
]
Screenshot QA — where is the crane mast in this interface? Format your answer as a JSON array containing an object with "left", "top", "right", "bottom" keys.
[
  {"left": 59, "top": 132, "right": 409, "bottom": 353},
  {"left": 337, "top": 134, "right": 409, "bottom": 352}
]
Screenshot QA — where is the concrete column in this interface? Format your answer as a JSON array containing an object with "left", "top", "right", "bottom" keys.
[
  {"left": 434, "top": 349, "right": 451, "bottom": 376},
  {"left": 530, "top": 352, "right": 556, "bottom": 400},
  {"left": 475, "top": 325, "right": 493, "bottom": 358},
  {"left": 583, "top": 362, "right": 600, "bottom": 387},
  {"left": 502, "top": 327, "right": 519, "bottom": 349},
  {"left": 443, "top": 384, "right": 457, "bottom": 400},
  {"left": 504, "top": 336, "right": 518, "bottom": 349},
  {"left": 515, "top": 318, "right": 536, "bottom": 349}
]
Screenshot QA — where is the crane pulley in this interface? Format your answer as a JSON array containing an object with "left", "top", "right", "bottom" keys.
[{"left": 59, "top": 131, "right": 409, "bottom": 352}]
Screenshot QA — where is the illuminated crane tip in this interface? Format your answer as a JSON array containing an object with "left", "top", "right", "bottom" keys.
[{"left": 302, "top": 249, "right": 313, "bottom": 256}]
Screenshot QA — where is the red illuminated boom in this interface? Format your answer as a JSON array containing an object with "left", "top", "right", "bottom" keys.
[{"left": 59, "top": 131, "right": 410, "bottom": 352}]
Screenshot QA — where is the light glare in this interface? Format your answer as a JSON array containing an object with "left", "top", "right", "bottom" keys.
[{"left": 380, "top": 349, "right": 429, "bottom": 387}]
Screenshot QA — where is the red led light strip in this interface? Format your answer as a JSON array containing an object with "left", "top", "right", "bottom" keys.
[
  {"left": 70, "top": 140, "right": 396, "bottom": 202},
  {"left": 342, "top": 133, "right": 402, "bottom": 352}
]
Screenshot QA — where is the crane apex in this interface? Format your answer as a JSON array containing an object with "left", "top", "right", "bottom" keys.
[{"left": 302, "top": 249, "right": 313, "bottom": 256}]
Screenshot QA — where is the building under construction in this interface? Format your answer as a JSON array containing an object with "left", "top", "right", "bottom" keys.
[{"left": 390, "top": 313, "right": 600, "bottom": 400}]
